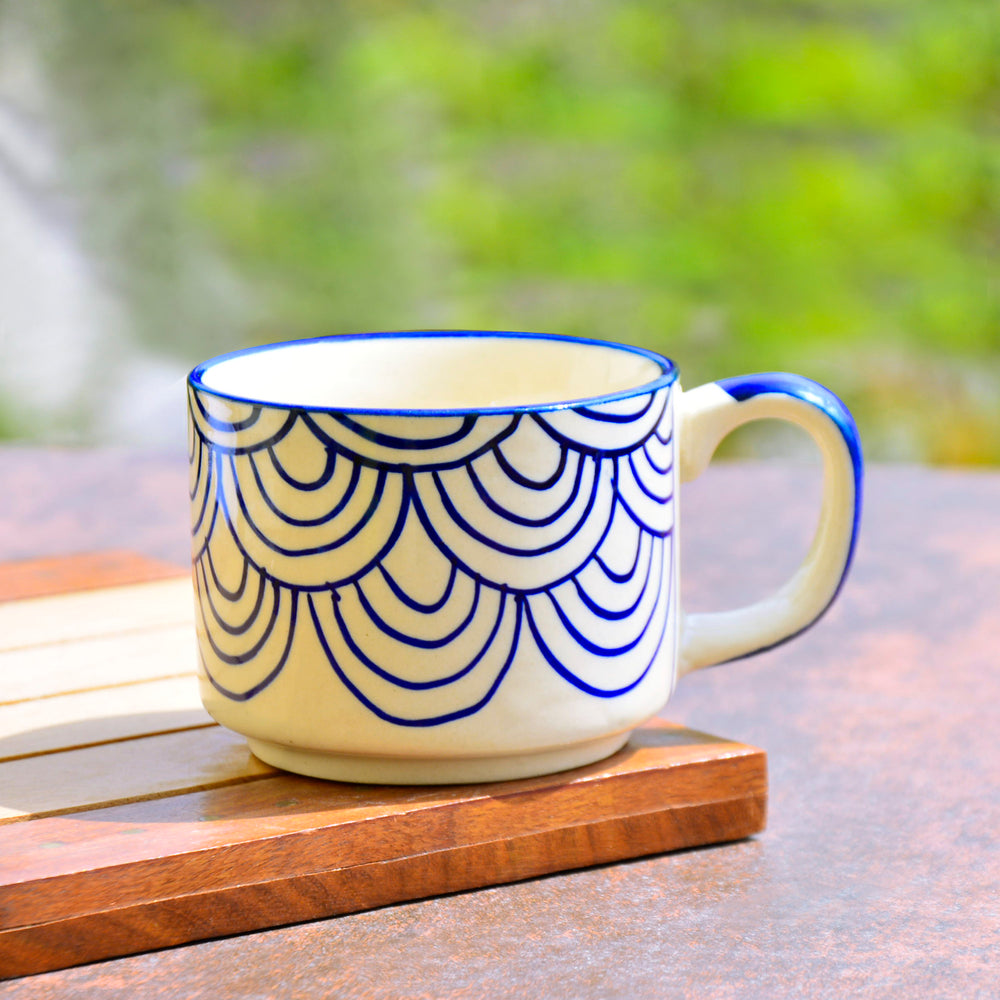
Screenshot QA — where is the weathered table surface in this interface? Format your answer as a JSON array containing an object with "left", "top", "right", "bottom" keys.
[{"left": 2, "top": 446, "right": 998, "bottom": 998}]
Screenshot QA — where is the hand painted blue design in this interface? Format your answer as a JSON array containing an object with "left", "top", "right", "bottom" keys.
[
  {"left": 716, "top": 372, "right": 863, "bottom": 657},
  {"left": 190, "top": 384, "right": 677, "bottom": 723}
]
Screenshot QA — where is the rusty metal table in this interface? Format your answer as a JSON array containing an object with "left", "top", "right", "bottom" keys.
[{"left": 2, "top": 447, "right": 997, "bottom": 998}]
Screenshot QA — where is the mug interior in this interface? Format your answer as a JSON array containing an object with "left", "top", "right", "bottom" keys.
[{"left": 192, "top": 332, "right": 672, "bottom": 412}]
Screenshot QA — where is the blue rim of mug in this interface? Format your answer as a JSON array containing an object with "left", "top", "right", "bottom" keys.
[{"left": 188, "top": 330, "right": 679, "bottom": 416}]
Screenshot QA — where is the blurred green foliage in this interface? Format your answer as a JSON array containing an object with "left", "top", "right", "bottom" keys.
[{"left": 22, "top": 0, "right": 1000, "bottom": 461}]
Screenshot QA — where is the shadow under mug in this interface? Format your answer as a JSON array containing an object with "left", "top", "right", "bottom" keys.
[{"left": 188, "top": 331, "right": 862, "bottom": 783}]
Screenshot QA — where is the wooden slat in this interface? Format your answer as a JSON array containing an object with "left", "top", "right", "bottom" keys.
[
  {"left": 1, "top": 803, "right": 749, "bottom": 980},
  {"left": 0, "top": 577, "right": 194, "bottom": 652},
  {"left": 0, "top": 553, "right": 768, "bottom": 981},
  {"left": 0, "top": 675, "right": 210, "bottom": 761},
  {"left": 0, "top": 726, "right": 274, "bottom": 823},
  {"left": 0, "top": 625, "right": 197, "bottom": 705},
  {"left": 0, "top": 721, "right": 766, "bottom": 978},
  {"left": 0, "top": 724, "right": 756, "bottom": 901},
  {"left": 3, "top": 798, "right": 763, "bottom": 978},
  {"left": 0, "top": 551, "right": 185, "bottom": 603}
]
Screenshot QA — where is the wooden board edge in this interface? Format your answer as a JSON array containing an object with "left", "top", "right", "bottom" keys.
[
  {"left": 0, "top": 745, "right": 765, "bottom": 926},
  {"left": 0, "top": 784, "right": 766, "bottom": 980},
  {"left": 0, "top": 551, "right": 186, "bottom": 603}
]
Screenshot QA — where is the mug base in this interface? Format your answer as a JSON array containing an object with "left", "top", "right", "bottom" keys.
[{"left": 245, "top": 732, "right": 631, "bottom": 785}]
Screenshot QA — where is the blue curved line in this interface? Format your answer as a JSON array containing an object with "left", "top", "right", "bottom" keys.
[
  {"left": 377, "top": 561, "right": 458, "bottom": 613},
  {"left": 526, "top": 538, "right": 673, "bottom": 697},
  {"left": 210, "top": 469, "right": 411, "bottom": 591},
  {"left": 191, "top": 390, "right": 263, "bottom": 433},
  {"left": 187, "top": 407, "right": 198, "bottom": 464},
  {"left": 493, "top": 439, "right": 568, "bottom": 489},
  {"left": 188, "top": 393, "right": 299, "bottom": 455},
  {"left": 569, "top": 536, "right": 655, "bottom": 621},
  {"left": 529, "top": 391, "right": 669, "bottom": 457},
  {"left": 462, "top": 450, "right": 588, "bottom": 528},
  {"left": 226, "top": 411, "right": 300, "bottom": 455},
  {"left": 653, "top": 405, "right": 674, "bottom": 445},
  {"left": 197, "top": 577, "right": 282, "bottom": 664},
  {"left": 189, "top": 447, "right": 215, "bottom": 535},
  {"left": 427, "top": 459, "right": 603, "bottom": 558},
  {"left": 574, "top": 393, "right": 655, "bottom": 423},
  {"left": 328, "top": 585, "right": 504, "bottom": 688},
  {"left": 309, "top": 592, "right": 523, "bottom": 725},
  {"left": 593, "top": 529, "right": 644, "bottom": 584},
  {"left": 300, "top": 412, "right": 524, "bottom": 474},
  {"left": 406, "top": 472, "right": 618, "bottom": 596},
  {"left": 267, "top": 439, "right": 342, "bottom": 492},
  {"left": 351, "top": 575, "right": 482, "bottom": 650},
  {"left": 625, "top": 452, "right": 674, "bottom": 504},
  {"left": 409, "top": 485, "right": 517, "bottom": 588},
  {"left": 247, "top": 449, "right": 360, "bottom": 528},
  {"left": 641, "top": 432, "right": 674, "bottom": 475},
  {"left": 228, "top": 453, "right": 387, "bottom": 558},
  {"left": 333, "top": 413, "right": 478, "bottom": 450},
  {"left": 188, "top": 434, "right": 204, "bottom": 501},
  {"left": 716, "top": 372, "right": 864, "bottom": 659},
  {"left": 190, "top": 487, "right": 221, "bottom": 564},
  {"left": 194, "top": 451, "right": 228, "bottom": 543},
  {"left": 198, "top": 594, "right": 298, "bottom": 702},
  {"left": 538, "top": 544, "right": 664, "bottom": 657},
  {"left": 615, "top": 482, "right": 675, "bottom": 537},
  {"left": 204, "top": 543, "right": 249, "bottom": 602},
  {"left": 524, "top": 599, "right": 661, "bottom": 698},
  {"left": 196, "top": 558, "right": 267, "bottom": 636},
  {"left": 531, "top": 413, "right": 600, "bottom": 455},
  {"left": 528, "top": 413, "right": 600, "bottom": 456}
]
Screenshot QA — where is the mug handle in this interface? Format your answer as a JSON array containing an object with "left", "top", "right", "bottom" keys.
[{"left": 677, "top": 373, "right": 863, "bottom": 676}]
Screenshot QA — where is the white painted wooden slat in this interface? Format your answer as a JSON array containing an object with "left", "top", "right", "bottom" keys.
[
  {"left": 0, "top": 675, "right": 211, "bottom": 760},
  {"left": 0, "top": 578, "right": 194, "bottom": 652},
  {"left": 0, "top": 625, "right": 198, "bottom": 704},
  {"left": 0, "top": 726, "right": 274, "bottom": 823}
]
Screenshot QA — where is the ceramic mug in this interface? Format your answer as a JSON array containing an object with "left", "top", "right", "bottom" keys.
[{"left": 188, "top": 331, "right": 862, "bottom": 783}]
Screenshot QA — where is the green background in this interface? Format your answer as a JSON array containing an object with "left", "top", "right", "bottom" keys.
[{"left": 8, "top": 0, "right": 1000, "bottom": 462}]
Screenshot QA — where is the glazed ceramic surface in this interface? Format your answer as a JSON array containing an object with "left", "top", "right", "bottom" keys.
[{"left": 188, "top": 332, "right": 862, "bottom": 782}]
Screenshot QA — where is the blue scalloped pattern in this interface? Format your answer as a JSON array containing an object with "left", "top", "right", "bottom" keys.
[{"left": 189, "top": 385, "right": 676, "bottom": 726}]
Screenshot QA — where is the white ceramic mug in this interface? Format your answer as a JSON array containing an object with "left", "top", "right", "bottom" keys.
[{"left": 188, "top": 331, "right": 862, "bottom": 783}]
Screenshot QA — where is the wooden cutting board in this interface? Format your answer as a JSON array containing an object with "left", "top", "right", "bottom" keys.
[{"left": 0, "top": 552, "right": 767, "bottom": 980}]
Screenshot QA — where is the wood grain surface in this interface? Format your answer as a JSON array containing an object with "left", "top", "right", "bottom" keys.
[
  {"left": 0, "top": 553, "right": 766, "bottom": 980},
  {"left": 3, "top": 454, "right": 998, "bottom": 999},
  {"left": 0, "top": 551, "right": 186, "bottom": 603}
]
